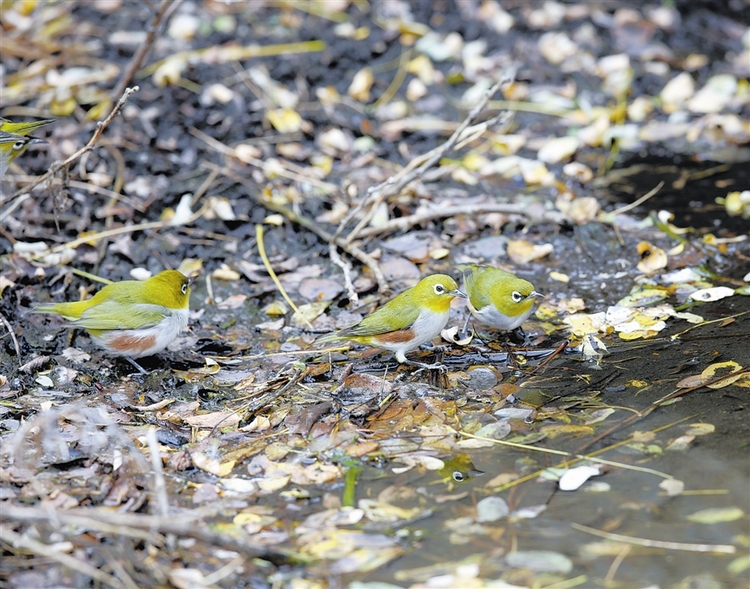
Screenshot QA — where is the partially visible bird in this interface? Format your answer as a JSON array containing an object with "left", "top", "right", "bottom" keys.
[
  {"left": 437, "top": 454, "right": 485, "bottom": 488},
  {"left": 460, "top": 265, "right": 543, "bottom": 339},
  {"left": 0, "top": 130, "right": 47, "bottom": 177},
  {"left": 319, "top": 274, "right": 465, "bottom": 369},
  {"left": 0, "top": 117, "right": 55, "bottom": 136}
]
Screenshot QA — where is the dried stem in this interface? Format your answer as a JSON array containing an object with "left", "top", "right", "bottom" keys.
[
  {"left": 571, "top": 522, "right": 735, "bottom": 554},
  {"left": 256, "top": 223, "right": 314, "bottom": 329},
  {"left": 111, "top": 0, "right": 180, "bottom": 100},
  {"left": 357, "top": 201, "right": 569, "bottom": 239},
  {"left": 337, "top": 66, "right": 518, "bottom": 247}
]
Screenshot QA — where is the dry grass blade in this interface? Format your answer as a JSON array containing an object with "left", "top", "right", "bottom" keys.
[
  {"left": 570, "top": 523, "right": 736, "bottom": 554},
  {"left": 255, "top": 223, "right": 313, "bottom": 330}
]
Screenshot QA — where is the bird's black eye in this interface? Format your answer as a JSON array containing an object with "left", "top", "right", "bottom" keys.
[
  {"left": 452, "top": 471, "right": 465, "bottom": 482},
  {"left": 434, "top": 284, "right": 446, "bottom": 295},
  {"left": 13, "top": 141, "right": 25, "bottom": 151},
  {"left": 181, "top": 283, "right": 188, "bottom": 295},
  {"left": 511, "top": 291, "right": 523, "bottom": 303}
]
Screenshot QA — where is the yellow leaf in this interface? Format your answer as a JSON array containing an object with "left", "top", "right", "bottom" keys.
[
  {"left": 701, "top": 361, "right": 744, "bottom": 389},
  {"left": 266, "top": 108, "right": 303, "bottom": 133},
  {"left": 636, "top": 241, "right": 668, "bottom": 274}
]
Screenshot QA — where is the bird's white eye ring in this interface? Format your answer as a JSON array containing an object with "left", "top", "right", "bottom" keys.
[
  {"left": 181, "top": 284, "right": 188, "bottom": 295},
  {"left": 12, "top": 141, "right": 25, "bottom": 151},
  {"left": 434, "top": 284, "right": 446, "bottom": 295},
  {"left": 452, "top": 471, "right": 465, "bottom": 482},
  {"left": 511, "top": 291, "right": 523, "bottom": 303}
]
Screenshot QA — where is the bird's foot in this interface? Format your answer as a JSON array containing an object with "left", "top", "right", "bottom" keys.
[
  {"left": 406, "top": 359, "right": 448, "bottom": 375},
  {"left": 419, "top": 342, "right": 450, "bottom": 354}
]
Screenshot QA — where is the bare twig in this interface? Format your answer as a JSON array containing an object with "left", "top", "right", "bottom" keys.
[
  {"left": 0, "top": 525, "right": 128, "bottom": 589},
  {"left": 337, "top": 67, "right": 518, "bottom": 247},
  {"left": 605, "top": 181, "right": 664, "bottom": 218},
  {"left": 112, "top": 0, "right": 180, "bottom": 100},
  {"left": 329, "top": 243, "right": 358, "bottom": 304},
  {"left": 0, "top": 312, "right": 21, "bottom": 365},
  {"left": 145, "top": 428, "right": 170, "bottom": 518},
  {"left": 356, "top": 201, "right": 569, "bottom": 239},
  {"left": 2, "top": 87, "right": 140, "bottom": 211}
]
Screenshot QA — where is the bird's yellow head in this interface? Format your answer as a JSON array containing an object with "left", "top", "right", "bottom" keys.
[
  {"left": 0, "top": 132, "right": 46, "bottom": 167},
  {"left": 411, "top": 274, "right": 465, "bottom": 313},
  {"left": 490, "top": 276, "right": 541, "bottom": 318},
  {"left": 463, "top": 266, "right": 543, "bottom": 319},
  {"left": 141, "top": 270, "right": 192, "bottom": 310}
]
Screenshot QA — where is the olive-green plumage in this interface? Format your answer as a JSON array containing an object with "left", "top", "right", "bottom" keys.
[
  {"left": 0, "top": 130, "right": 46, "bottom": 177},
  {"left": 460, "top": 265, "right": 542, "bottom": 331}
]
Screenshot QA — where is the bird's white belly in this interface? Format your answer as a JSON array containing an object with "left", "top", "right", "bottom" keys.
[
  {"left": 94, "top": 308, "right": 189, "bottom": 358},
  {"left": 473, "top": 304, "right": 532, "bottom": 331}
]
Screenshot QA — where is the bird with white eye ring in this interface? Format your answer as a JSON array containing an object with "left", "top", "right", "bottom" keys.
[{"left": 459, "top": 265, "right": 543, "bottom": 342}]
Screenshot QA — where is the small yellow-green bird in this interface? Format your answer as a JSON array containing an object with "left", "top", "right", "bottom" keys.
[
  {"left": 0, "top": 117, "right": 55, "bottom": 136},
  {"left": 461, "top": 265, "right": 543, "bottom": 334},
  {"left": 319, "top": 274, "right": 465, "bottom": 368},
  {"left": 438, "top": 454, "right": 484, "bottom": 486},
  {"left": 34, "top": 270, "right": 192, "bottom": 360},
  {"left": 0, "top": 130, "right": 47, "bottom": 178}
]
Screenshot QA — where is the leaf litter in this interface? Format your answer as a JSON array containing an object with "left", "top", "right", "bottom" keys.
[{"left": 1, "top": 1, "right": 750, "bottom": 588}]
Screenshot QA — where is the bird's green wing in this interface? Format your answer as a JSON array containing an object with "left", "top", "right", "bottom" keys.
[
  {"left": 71, "top": 302, "right": 167, "bottom": 330},
  {"left": 339, "top": 290, "right": 420, "bottom": 337}
]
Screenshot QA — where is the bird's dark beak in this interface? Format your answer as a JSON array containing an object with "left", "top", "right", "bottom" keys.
[
  {"left": 187, "top": 274, "right": 198, "bottom": 286},
  {"left": 528, "top": 290, "right": 544, "bottom": 299},
  {"left": 28, "top": 137, "right": 47, "bottom": 147},
  {"left": 451, "top": 289, "right": 467, "bottom": 299}
]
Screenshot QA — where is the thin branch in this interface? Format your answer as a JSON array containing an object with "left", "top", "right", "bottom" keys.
[
  {"left": 2, "top": 87, "right": 140, "bottom": 209},
  {"left": 112, "top": 0, "right": 180, "bottom": 100},
  {"left": 329, "top": 242, "right": 358, "bottom": 304},
  {"left": 0, "top": 312, "right": 21, "bottom": 365},
  {"left": 338, "top": 66, "right": 518, "bottom": 246},
  {"left": 356, "top": 201, "right": 569, "bottom": 239},
  {"left": 146, "top": 427, "right": 170, "bottom": 518}
]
